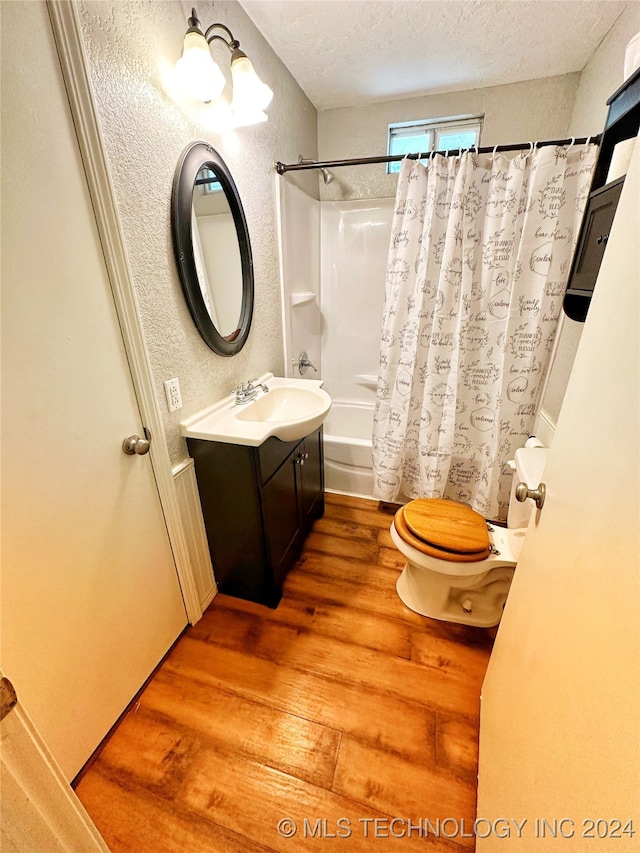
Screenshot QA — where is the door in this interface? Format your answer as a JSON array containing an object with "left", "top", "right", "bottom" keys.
[
  {"left": 1, "top": 1, "right": 187, "bottom": 781},
  {"left": 477, "top": 144, "right": 639, "bottom": 847}
]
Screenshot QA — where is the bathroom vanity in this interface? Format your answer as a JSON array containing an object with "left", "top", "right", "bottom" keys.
[
  {"left": 186, "top": 428, "right": 324, "bottom": 607},
  {"left": 181, "top": 374, "right": 331, "bottom": 607}
]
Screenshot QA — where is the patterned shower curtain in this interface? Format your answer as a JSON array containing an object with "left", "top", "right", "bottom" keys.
[{"left": 372, "top": 143, "right": 597, "bottom": 518}]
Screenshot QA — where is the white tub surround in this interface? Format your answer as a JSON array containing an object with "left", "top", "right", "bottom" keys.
[
  {"left": 323, "top": 402, "right": 374, "bottom": 497},
  {"left": 276, "top": 180, "right": 321, "bottom": 380},
  {"left": 320, "top": 199, "right": 392, "bottom": 406},
  {"left": 278, "top": 191, "right": 392, "bottom": 500}
]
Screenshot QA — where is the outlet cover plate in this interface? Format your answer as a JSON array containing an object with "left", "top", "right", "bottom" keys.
[{"left": 164, "top": 378, "right": 182, "bottom": 412}]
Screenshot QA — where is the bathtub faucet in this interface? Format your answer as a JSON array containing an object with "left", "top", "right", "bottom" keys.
[{"left": 296, "top": 350, "right": 318, "bottom": 376}]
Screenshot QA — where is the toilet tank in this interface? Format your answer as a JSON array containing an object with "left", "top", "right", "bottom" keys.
[{"left": 507, "top": 447, "right": 549, "bottom": 529}]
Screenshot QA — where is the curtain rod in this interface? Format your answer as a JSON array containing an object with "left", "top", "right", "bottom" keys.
[{"left": 275, "top": 135, "right": 600, "bottom": 175}]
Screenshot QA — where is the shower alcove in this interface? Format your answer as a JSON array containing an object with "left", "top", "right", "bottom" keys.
[{"left": 277, "top": 177, "right": 394, "bottom": 498}]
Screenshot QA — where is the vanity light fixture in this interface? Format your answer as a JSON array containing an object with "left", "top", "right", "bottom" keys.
[{"left": 175, "top": 7, "right": 273, "bottom": 127}]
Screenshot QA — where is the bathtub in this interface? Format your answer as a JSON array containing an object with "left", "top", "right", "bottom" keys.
[{"left": 323, "top": 402, "right": 375, "bottom": 497}]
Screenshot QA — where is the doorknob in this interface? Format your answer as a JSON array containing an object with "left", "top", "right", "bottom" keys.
[
  {"left": 122, "top": 434, "right": 150, "bottom": 455},
  {"left": 515, "top": 481, "right": 546, "bottom": 510}
]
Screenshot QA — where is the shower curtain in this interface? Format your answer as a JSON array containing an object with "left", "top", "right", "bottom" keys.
[{"left": 372, "top": 143, "right": 597, "bottom": 518}]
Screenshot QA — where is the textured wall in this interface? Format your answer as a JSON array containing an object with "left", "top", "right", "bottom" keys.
[
  {"left": 78, "top": 0, "right": 317, "bottom": 464},
  {"left": 569, "top": 1, "right": 640, "bottom": 135},
  {"left": 317, "top": 73, "right": 579, "bottom": 200}
]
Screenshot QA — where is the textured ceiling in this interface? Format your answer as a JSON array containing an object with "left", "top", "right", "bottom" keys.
[{"left": 238, "top": 0, "right": 629, "bottom": 110}]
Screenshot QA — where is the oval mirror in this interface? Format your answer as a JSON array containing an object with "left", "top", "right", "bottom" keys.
[{"left": 171, "top": 142, "right": 253, "bottom": 356}]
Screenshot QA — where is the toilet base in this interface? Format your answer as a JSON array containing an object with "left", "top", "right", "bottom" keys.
[{"left": 396, "top": 560, "right": 514, "bottom": 627}]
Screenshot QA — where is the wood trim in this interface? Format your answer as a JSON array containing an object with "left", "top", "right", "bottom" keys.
[
  {"left": 1, "top": 688, "right": 109, "bottom": 851},
  {"left": 532, "top": 407, "right": 556, "bottom": 448},
  {"left": 172, "top": 460, "right": 217, "bottom": 611},
  {"left": 46, "top": 0, "right": 202, "bottom": 624}
]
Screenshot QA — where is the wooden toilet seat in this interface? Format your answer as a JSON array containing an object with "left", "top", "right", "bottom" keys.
[{"left": 394, "top": 498, "right": 491, "bottom": 563}]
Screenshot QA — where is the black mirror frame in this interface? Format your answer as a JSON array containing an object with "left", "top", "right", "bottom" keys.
[{"left": 171, "top": 141, "right": 254, "bottom": 357}]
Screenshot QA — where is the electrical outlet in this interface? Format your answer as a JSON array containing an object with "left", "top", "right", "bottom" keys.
[{"left": 164, "top": 378, "right": 182, "bottom": 412}]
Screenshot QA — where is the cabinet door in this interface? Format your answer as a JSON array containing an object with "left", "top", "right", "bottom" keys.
[
  {"left": 298, "top": 428, "right": 324, "bottom": 529},
  {"left": 567, "top": 179, "right": 623, "bottom": 294},
  {"left": 261, "top": 451, "right": 300, "bottom": 588}
]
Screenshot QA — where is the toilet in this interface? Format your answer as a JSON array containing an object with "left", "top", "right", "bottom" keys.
[{"left": 391, "top": 446, "right": 548, "bottom": 627}]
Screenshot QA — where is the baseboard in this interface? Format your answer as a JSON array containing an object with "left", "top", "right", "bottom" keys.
[{"left": 172, "top": 459, "right": 217, "bottom": 615}]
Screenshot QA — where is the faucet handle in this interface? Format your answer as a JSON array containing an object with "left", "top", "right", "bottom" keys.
[{"left": 297, "top": 351, "right": 317, "bottom": 375}]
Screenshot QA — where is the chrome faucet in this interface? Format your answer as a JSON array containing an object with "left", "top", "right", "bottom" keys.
[
  {"left": 296, "top": 350, "right": 317, "bottom": 376},
  {"left": 234, "top": 378, "right": 270, "bottom": 405}
]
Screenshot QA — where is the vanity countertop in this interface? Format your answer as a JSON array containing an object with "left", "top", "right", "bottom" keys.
[{"left": 180, "top": 373, "right": 331, "bottom": 446}]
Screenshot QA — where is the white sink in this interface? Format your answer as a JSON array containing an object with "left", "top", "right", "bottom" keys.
[{"left": 180, "top": 374, "right": 332, "bottom": 446}]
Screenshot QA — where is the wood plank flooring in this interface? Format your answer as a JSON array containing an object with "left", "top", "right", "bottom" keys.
[{"left": 76, "top": 493, "right": 494, "bottom": 852}]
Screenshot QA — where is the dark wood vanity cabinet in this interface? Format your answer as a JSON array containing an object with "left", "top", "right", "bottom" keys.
[
  {"left": 187, "top": 427, "right": 324, "bottom": 607},
  {"left": 564, "top": 68, "right": 640, "bottom": 322}
]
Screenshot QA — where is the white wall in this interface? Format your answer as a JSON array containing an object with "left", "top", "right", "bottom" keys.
[
  {"left": 196, "top": 212, "right": 242, "bottom": 337},
  {"left": 531, "top": 316, "right": 584, "bottom": 446},
  {"left": 569, "top": 2, "right": 640, "bottom": 135},
  {"left": 77, "top": 0, "right": 318, "bottom": 465},
  {"left": 318, "top": 73, "right": 579, "bottom": 201}
]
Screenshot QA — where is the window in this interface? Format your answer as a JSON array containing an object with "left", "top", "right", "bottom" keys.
[
  {"left": 195, "top": 167, "right": 223, "bottom": 194},
  {"left": 387, "top": 115, "right": 483, "bottom": 173}
]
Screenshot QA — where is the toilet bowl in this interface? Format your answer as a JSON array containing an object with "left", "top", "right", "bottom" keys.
[{"left": 392, "top": 446, "right": 548, "bottom": 627}]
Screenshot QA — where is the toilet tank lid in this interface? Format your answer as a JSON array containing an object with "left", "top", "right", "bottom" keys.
[{"left": 514, "top": 447, "right": 549, "bottom": 485}]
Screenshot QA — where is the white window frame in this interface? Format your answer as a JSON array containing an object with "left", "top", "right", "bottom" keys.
[{"left": 387, "top": 114, "right": 483, "bottom": 173}]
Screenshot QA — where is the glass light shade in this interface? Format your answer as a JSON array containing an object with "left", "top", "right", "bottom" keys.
[
  {"left": 175, "top": 31, "right": 226, "bottom": 103},
  {"left": 206, "top": 97, "right": 234, "bottom": 133},
  {"left": 231, "top": 109, "right": 268, "bottom": 129},
  {"left": 230, "top": 55, "right": 273, "bottom": 114}
]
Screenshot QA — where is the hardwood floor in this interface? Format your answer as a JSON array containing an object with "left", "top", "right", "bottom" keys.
[{"left": 76, "top": 493, "right": 494, "bottom": 852}]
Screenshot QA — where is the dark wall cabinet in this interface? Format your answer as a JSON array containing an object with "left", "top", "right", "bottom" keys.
[
  {"left": 564, "top": 68, "right": 640, "bottom": 322},
  {"left": 187, "top": 427, "right": 324, "bottom": 607},
  {"left": 563, "top": 178, "right": 624, "bottom": 319}
]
